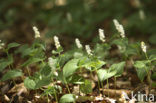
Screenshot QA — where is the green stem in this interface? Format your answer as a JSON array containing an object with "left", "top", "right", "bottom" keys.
[
  {"left": 64, "top": 78, "right": 71, "bottom": 93},
  {"left": 51, "top": 78, "right": 58, "bottom": 103},
  {"left": 114, "top": 77, "right": 117, "bottom": 98},
  {"left": 145, "top": 53, "right": 152, "bottom": 93},
  {"left": 101, "top": 81, "right": 104, "bottom": 96},
  {"left": 107, "top": 79, "right": 109, "bottom": 97},
  {"left": 47, "top": 95, "right": 49, "bottom": 103},
  {"left": 66, "top": 83, "right": 71, "bottom": 93},
  {"left": 26, "top": 66, "right": 31, "bottom": 76},
  {"left": 95, "top": 70, "right": 101, "bottom": 94}
]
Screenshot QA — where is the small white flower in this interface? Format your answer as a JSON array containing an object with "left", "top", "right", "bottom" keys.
[
  {"left": 139, "top": 10, "right": 145, "bottom": 20},
  {"left": 33, "top": 26, "right": 40, "bottom": 38},
  {"left": 113, "top": 19, "right": 125, "bottom": 38},
  {"left": 141, "top": 41, "right": 146, "bottom": 53},
  {"left": 75, "top": 38, "right": 83, "bottom": 48},
  {"left": 54, "top": 36, "right": 61, "bottom": 49},
  {"left": 0, "top": 40, "right": 4, "bottom": 49},
  {"left": 98, "top": 28, "right": 105, "bottom": 42},
  {"left": 66, "top": 12, "right": 72, "bottom": 22},
  {"left": 54, "top": 71, "right": 58, "bottom": 76},
  {"left": 85, "top": 45, "right": 93, "bottom": 56},
  {"left": 48, "top": 57, "right": 53, "bottom": 69}
]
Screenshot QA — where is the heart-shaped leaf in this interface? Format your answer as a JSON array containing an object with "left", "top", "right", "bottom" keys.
[
  {"left": 24, "top": 77, "right": 36, "bottom": 89},
  {"left": 109, "top": 61, "right": 126, "bottom": 77},
  {"left": 63, "top": 59, "right": 79, "bottom": 78},
  {"left": 97, "top": 69, "right": 116, "bottom": 82},
  {"left": 60, "top": 94, "right": 75, "bottom": 103}
]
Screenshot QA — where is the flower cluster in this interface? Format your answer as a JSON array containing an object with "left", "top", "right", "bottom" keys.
[
  {"left": 33, "top": 26, "right": 40, "bottom": 38},
  {"left": 113, "top": 19, "right": 125, "bottom": 38},
  {"left": 141, "top": 41, "right": 146, "bottom": 53},
  {"left": 98, "top": 28, "right": 105, "bottom": 42},
  {"left": 48, "top": 57, "right": 58, "bottom": 76},
  {"left": 54, "top": 36, "right": 61, "bottom": 49},
  {"left": 75, "top": 38, "right": 83, "bottom": 48},
  {"left": 0, "top": 40, "right": 4, "bottom": 49},
  {"left": 85, "top": 45, "right": 93, "bottom": 56}
]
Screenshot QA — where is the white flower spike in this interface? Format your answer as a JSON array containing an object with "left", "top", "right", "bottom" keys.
[
  {"left": 141, "top": 41, "right": 146, "bottom": 53},
  {"left": 54, "top": 36, "right": 61, "bottom": 49},
  {"left": 0, "top": 40, "right": 4, "bottom": 49},
  {"left": 85, "top": 45, "right": 93, "bottom": 56},
  {"left": 113, "top": 19, "right": 125, "bottom": 38},
  {"left": 75, "top": 38, "right": 82, "bottom": 48},
  {"left": 48, "top": 57, "right": 54, "bottom": 69},
  {"left": 33, "top": 26, "right": 40, "bottom": 38},
  {"left": 98, "top": 28, "right": 105, "bottom": 42}
]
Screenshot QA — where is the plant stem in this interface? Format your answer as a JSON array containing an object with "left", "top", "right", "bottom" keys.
[
  {"left": 145, "top": 53, "right": 152, "bottom": 93},
  {"left": 101, "top": 81, "right": 104, "bottom": 96},
  {"left": 107, "top": 79, "right": 109, "bottom": 97},
  {"left": 51, "top": 78, "right": 58, "bottom": 103},
  {"left": 26, "top": 66, "right": 31, "bottom": 76},
  {"left": 95, "top": 70, "right": 101, "bottom": 94},
  {"left": 114, "top": 77, "right": 117, "bottom": 98},
  {"left": 66, "top": 83, "right": 71, "bottom": 93}
]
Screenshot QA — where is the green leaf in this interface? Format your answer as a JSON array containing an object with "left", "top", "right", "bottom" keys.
[
  {"left": 63, "top": 59, "right": 79, "bottom": 78},
  {"left": 134, "top": 61, "right": 146, "bottom": 69},
  {"left": 151, "top": 72, "right": 156, "bottom": 80},
  {"left": 80, "top": 80, "right": 92, "bottom": 94},
  {"left": 7, "top": 42, "right": 20, "bottom": 50},
  {"left": 40, "top": 65, "right": 51, "bottom": 76},
  {"left": 22, "top": 58, "right": 43, "bottom": 67},
  {"left": 1, "top": 69, "right": 22, "bottom": 81},
  {"left": 0, "top": 56, "right": 13, "bottom": 72},
  {"left": 97, "top": 69, "right": 116, "bottom": 82},
  {"left": 60, "top": 94, "right": 75, "bottom": 103},
  {"left": 134, "top": 61, "right": 148, "bottom": 81},
  {"left": 108, "top": 62, "right": 126, "bottom": 77},
  {"left": 35, "top": 77, "right": 51, "bottom": 89},
  {"left": 24, "top": 77, "right": 36, "bottom": 89},
  {"left": 136, "top": 67, "right": 147, "bottom": 82}
]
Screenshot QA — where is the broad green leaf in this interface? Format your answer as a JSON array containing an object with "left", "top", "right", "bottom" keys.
[
  {"left": 60, "top": 94, "right": 75, "bottom": 103},
  {"left": 35, "top": 77, "right": 51, "bottom": 89},
  {"left": 22, "top": 58, "right": 43, "bottom": 67},
  {"left": 0, "top": 56, "right": 13, "bottom": 72},
  {"left": 97, "top": 69, "right": 116, "bottom": 82},
  {"left": 135, "top": 67, "right": 147, "bottom": 82},
  {"left": 151, "top": 72, "right": 156, "bottom": 80},
  {"left": 63, "top": 59, "right": 79, "bottom": 78},
  {"left": 134, "top": 61, "right": 148, "bottom": 81},
  {"left": 108, "top": 61, "right": 126, "bottom": 77},
  {"left": 24, "top": 77, "right": 36, "bottom": 89},
  {"left": 7, "top": 42, "right": 20, "bottom": 50},
  {"left": 134, "top": 61, "right": 146, "bottom": 69},
  {"left": 1, "top": 69, "right": 22, "bottom": 81},
  {"left": 40, "top": 65, "right": 51, "bottom": 76},
  {"left": 80, "top": 80, "right": 92, "bottom": 94}
]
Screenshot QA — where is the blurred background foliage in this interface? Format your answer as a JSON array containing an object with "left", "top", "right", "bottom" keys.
[{"left": 0, "top": 0, "right": 156, "bottom": 48}]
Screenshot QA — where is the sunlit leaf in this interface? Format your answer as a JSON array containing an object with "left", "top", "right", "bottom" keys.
[
  {"left": 97, "top": 69, "right": 116, "bottom": 81},
  {"left": 63, "top": 59, "right": 79, "bottom": 78},
  {"left": 60, "top": 94, "right": 75, "bottom": 103}
]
